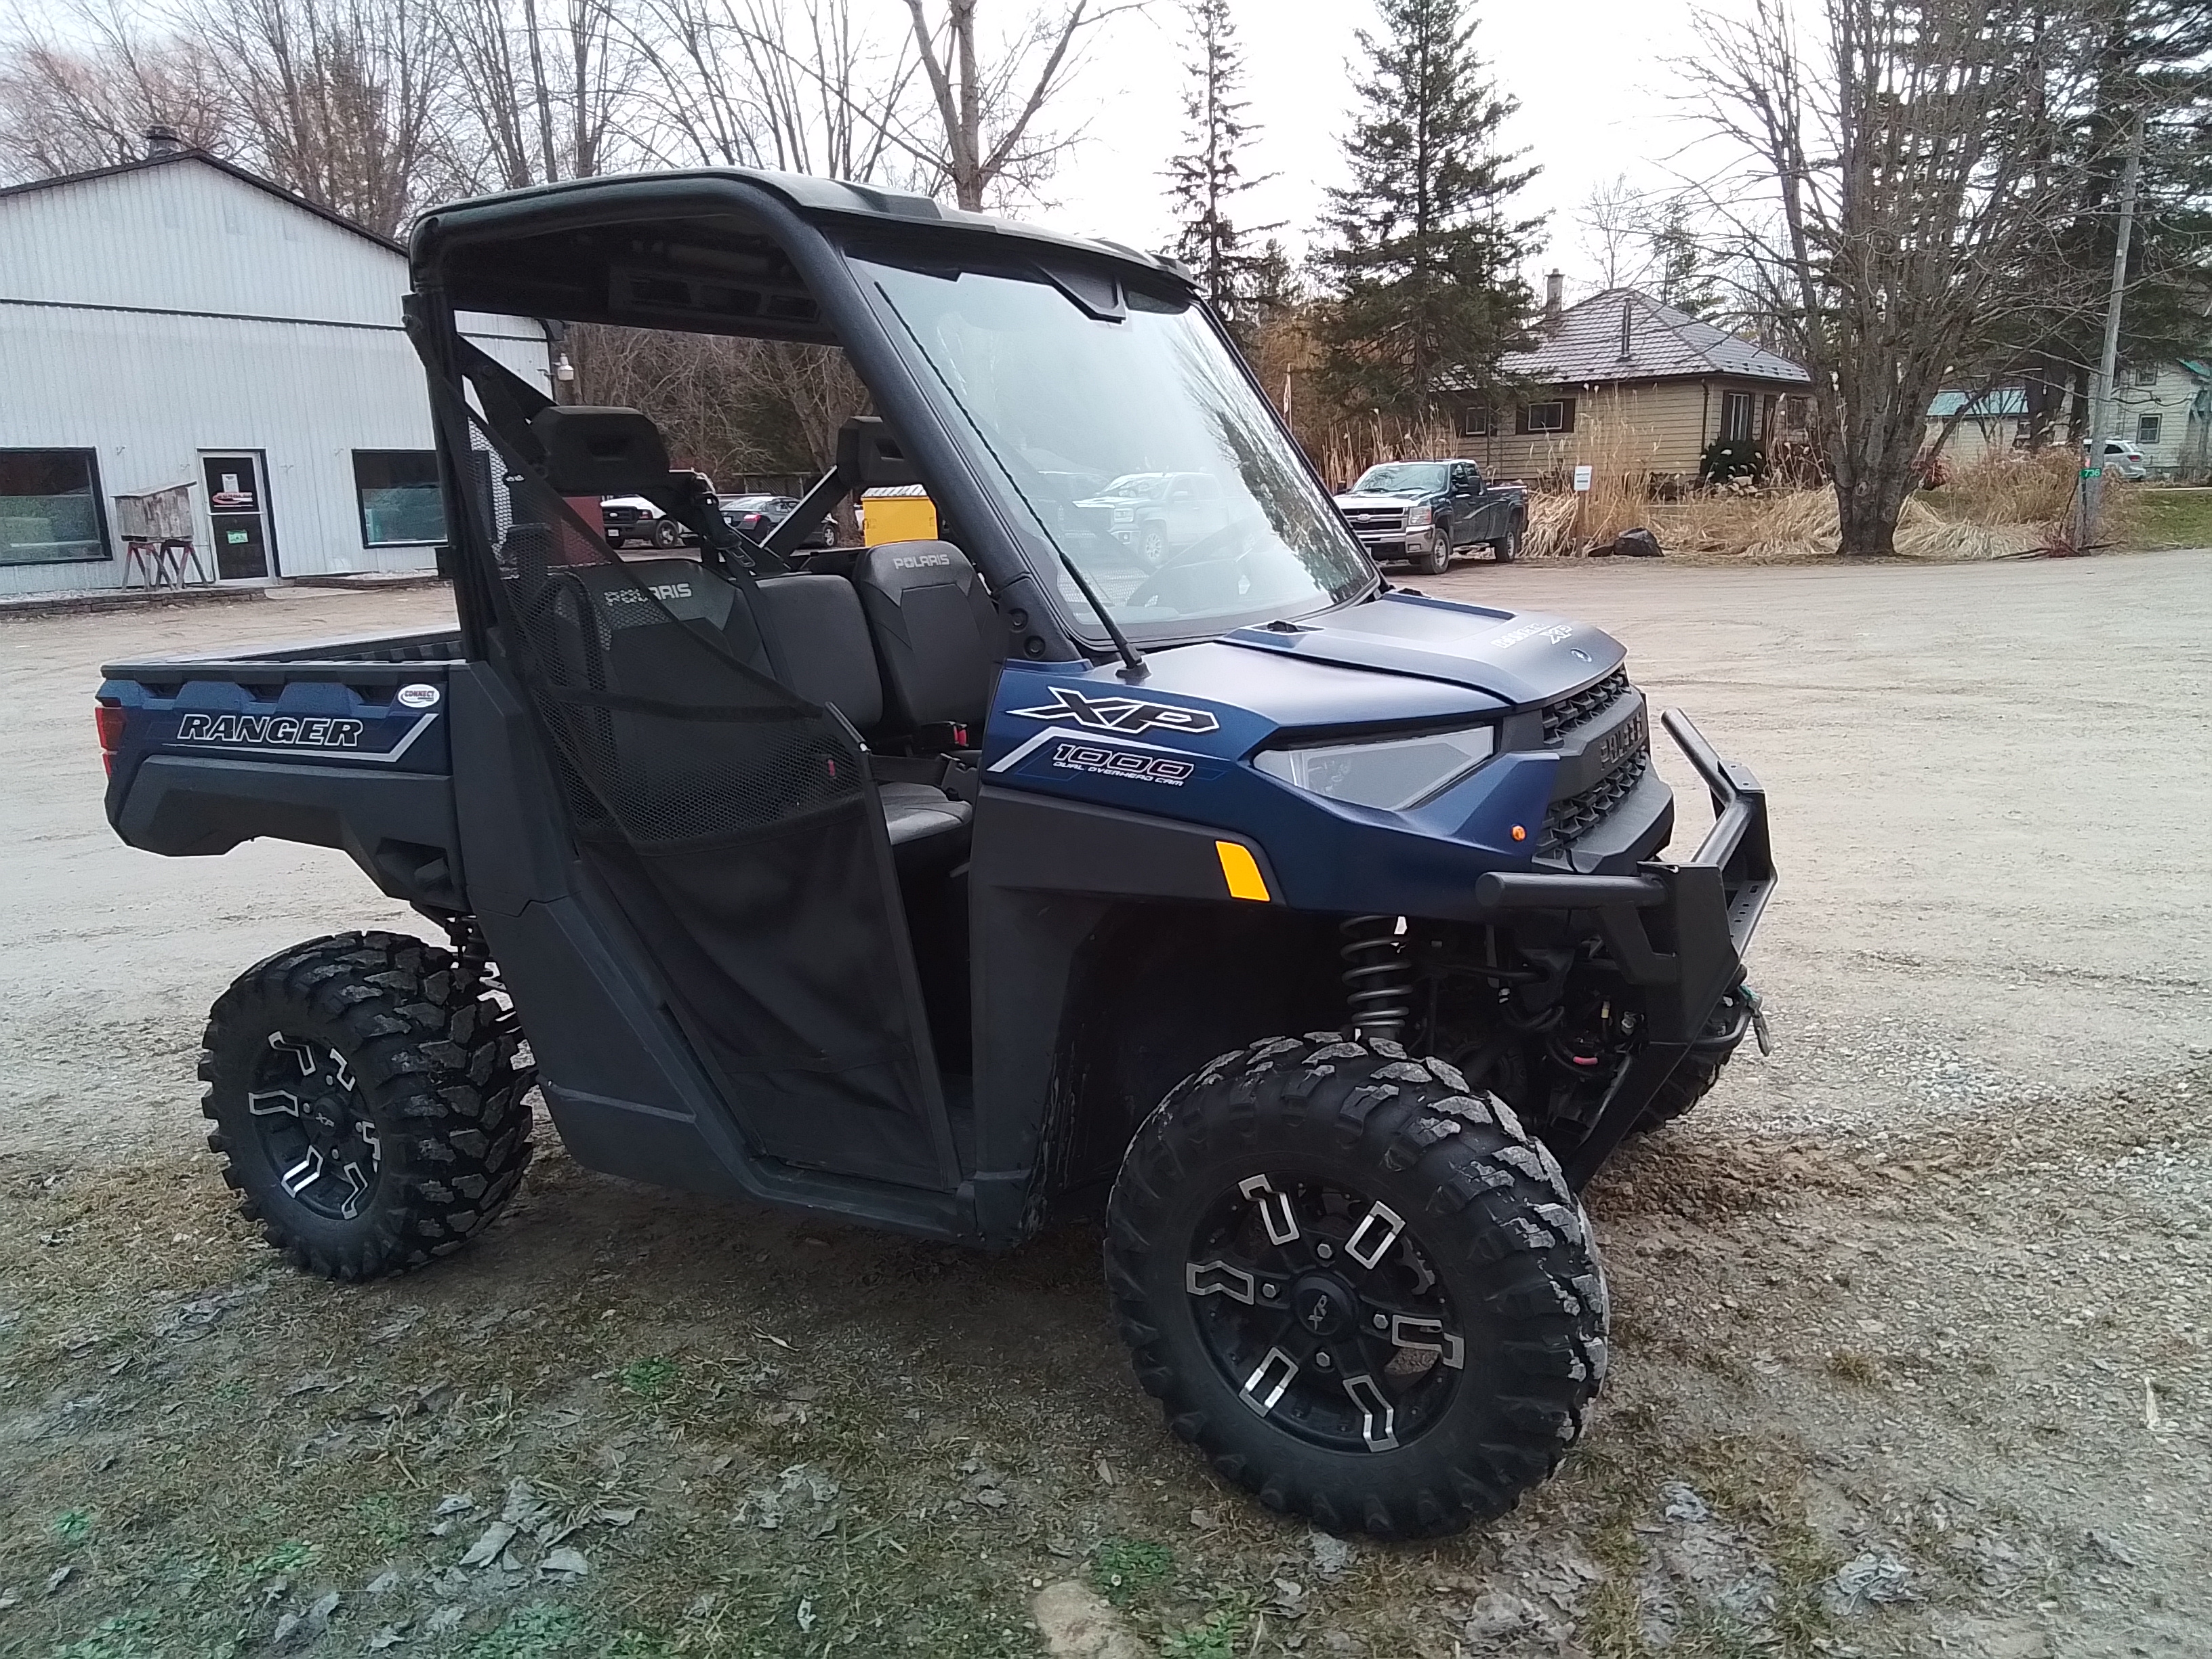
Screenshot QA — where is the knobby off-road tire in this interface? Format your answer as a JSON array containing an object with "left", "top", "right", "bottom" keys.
[
  {"left": 1106, "top": 1035, "right": 1607, "bottom": 1538},
  {"left": 200, "top": 931, "right": 535, "bottom": 1281},
  {"left": 1637, "top": 983, "right": 1756, "bottom": 1132},
  {"left": 1637, "top": 1049, "right": 1728, "bottom": 1130}
]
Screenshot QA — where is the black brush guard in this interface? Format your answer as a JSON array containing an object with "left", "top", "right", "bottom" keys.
[{"left": 1474, "top": 710, "right": 1777, "bottom": 1188}]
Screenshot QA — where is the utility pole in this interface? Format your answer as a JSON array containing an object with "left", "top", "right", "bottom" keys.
[{"left": 2079, "top": 109, "right": 2144, "bottom": 551}]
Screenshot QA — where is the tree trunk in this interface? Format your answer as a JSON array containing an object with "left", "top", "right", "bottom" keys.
[{"left": 1832, "top": 459, "right": 1912, "bottom": 557}]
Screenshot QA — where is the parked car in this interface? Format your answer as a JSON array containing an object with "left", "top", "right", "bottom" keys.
[
  {"left": 2085, "top": 437, "right": 2148, "bottom": 481},
  {"left": 1075, "top": 470, "right": 1230, "bottom": 567},
  {"left": 722, "top": 492, "right": 836, "bottom": 550},
  {"left": 1334, "top": 460, "right": 1525, "bottom": 574},
  {"left": 600, "top": 470, "right": 718, "bottom": 548}
]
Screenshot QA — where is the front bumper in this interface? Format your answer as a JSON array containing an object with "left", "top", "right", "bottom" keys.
[
  {"left": 1476, "top": 709, "right": 1776, "bottom": 1186},
  {"left": 1353, "top": 526, "right": 1433, "bottom": 559}
]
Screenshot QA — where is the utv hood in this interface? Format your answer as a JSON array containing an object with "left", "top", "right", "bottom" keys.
[{"left": 1224, "top": 591, "right": 1626, "bottom": 709}]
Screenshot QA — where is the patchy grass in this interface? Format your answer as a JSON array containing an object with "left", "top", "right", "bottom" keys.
[
  {"left": 2131, "top": 487, "right": 2212, "bottom": 550},
  {"left": 6, "top": 1079, "right": 2181, "bottom": 1657}
]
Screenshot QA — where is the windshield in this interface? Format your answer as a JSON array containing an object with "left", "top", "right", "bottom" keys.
[
  {"left": 1353, "top": 463, "right": 1450, "bottom": 496},
  {"left": 857, "top": 257, "right": 1372, "bottom": 639}
]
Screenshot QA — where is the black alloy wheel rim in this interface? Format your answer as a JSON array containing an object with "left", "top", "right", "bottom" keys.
[
  {"left": 1183, "top": 1173, "right": 1466, "bottom": 1453},
  {"left": 245, "top": 1032, "right": 384, "bottom": 1221}
]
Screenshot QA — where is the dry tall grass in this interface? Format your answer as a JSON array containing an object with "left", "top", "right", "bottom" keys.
[{"left": 1517, "top": 448, "right": 2133, "bottom": 562}]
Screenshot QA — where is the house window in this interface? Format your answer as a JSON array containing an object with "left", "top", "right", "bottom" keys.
[
  {"left": 1519, "top": 398, "right": 1575, "bottom": 434},
  {"left": 1459, "top": 405, "right": 1490, "bottom": 438},
  {"left": 1720, "top": 391, "right": 1755, "bottom": 442},
  {"left": 1784, "top": 395, "right": 1809, "bottom": 432},
  {"left": 0, "top": 449, "right": 106, "bottom": 565},
  {"left": 352, "top": 451, "right": 446, "bottom": 546},
  {"left": 2131, "top": 365, "right": 2158, "bottom": 388},
  {"left": 2137, "top": 414, "right": 2161, "bottom": 447}
]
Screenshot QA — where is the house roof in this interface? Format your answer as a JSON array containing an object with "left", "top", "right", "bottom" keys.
[
  {"left": 1499, "top": 289, "right": 1809, "bottom": 388},
  {"left": 0, "top": 148, "right": 403, "bottom": 254},
  {"left": 1929, "top": 386, "right": 2028, "bottom": 419}
]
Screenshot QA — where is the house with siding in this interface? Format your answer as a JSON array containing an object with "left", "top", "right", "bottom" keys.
[
  {"left": 1924, "top": 362, "right": 2211, "bottom": 480},
  {"left": 0, "top": 134, "right": 550, "bottom": 597},
  {"left": 2112, "top": 360, "right": 2211, "bottom": 479},
  {"left": 1453, "top": 283, "right": 1811, "bottom": 484}
]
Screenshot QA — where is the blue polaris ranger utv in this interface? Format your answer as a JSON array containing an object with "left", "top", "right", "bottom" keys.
[{"left": 96, "top": 169, "right": 1773, "bottom": 1537}]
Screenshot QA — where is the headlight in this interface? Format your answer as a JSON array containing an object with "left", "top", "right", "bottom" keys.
[
  {"left": 1404, "top": 504, "right": 1433, "bottom": 528},
  {"left": 1252, "top": 725, "right": 1496, "bottom": 811},
  {"left": 1111, "top": 507, "right": 1134, "bottom": 523}
]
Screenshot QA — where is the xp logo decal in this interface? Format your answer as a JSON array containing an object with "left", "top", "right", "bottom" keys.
[{"left": 1009, "top": 685, "right": 1221, "bottom": 737}]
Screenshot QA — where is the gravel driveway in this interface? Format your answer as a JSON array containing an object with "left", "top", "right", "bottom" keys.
[{"left": 0, "top": 551, "right": 2205, "bottom": 1657}]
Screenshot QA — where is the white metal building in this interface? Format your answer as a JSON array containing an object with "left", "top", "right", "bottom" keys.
[{"left": 0, "top": 142, "right": 550, "bottom": 596}]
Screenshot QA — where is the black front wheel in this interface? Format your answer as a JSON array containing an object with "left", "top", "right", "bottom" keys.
[
  {"left": 1107, "top": 1036, "right": 1606, "bottom": 1537},
  {"left": 199, "top": 932, "right": 535, "bottom": 1281}
]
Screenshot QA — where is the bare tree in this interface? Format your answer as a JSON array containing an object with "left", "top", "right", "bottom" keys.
[
  {"left": 438, "top": 0, "right": 634, "bottom": 188},
  {"left": 1687, "top": 0, "right": 2101, "bottom": 556},
  {"left": 625, "top": 0, "right": 919, "bottom": 182},
  {"left": 0, "top": 0, "right": 232, "bottom": 178},
  {"left": 1576, "top": 173, "right": 1649, "bottom": 291},
  {"left": 186, "top": 0, "right": 461, "bottom": 234},
  {"left": 896, "top": 0, "right": 1132, "bottom": 210}
]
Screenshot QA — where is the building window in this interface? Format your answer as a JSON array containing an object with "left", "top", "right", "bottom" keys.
[
  {"left": 1519, "top": 398, "right": 1575, "bottom": 434},
  {"left": 352, "top": 451, "right": 446, "bottom": 546},
  {"left": 1459, "top": 405, "right": 1490, "bottom": 437},
  {"left": 1720, "top": 390, "right": 1755, "bottom": 442},
  {"left": 2137, "top": 414, "right": 2161, "bottom": 447},
  {"left": 1784, "top": 395, "right": 1809, "bottom": 432},
  {"left": 0, "top": 449, "right": 107, "bottom": 565},
  {"left": 2131, "top": 365, "right": 2158, "bottom": 388}
]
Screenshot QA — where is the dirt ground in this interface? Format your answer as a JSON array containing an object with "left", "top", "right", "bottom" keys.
[{"left": 1, "top": 551, "right": 2206, "bottom": 1658}]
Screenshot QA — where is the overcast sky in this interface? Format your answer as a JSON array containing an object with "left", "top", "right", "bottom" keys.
[{"left": 1026, "top": 0, "right": 1710, "bottom": 299}]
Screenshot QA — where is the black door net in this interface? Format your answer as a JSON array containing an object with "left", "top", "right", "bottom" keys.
[{"left": 426, "top": 344, "right": 952, "bottom": 1191}]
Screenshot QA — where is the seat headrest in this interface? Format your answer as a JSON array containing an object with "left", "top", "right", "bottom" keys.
[
  {"left": 836, "top": 417, "right": 920, "bottom": 489},
  {"left": 531, "top": 407, "right": 671, "bottom": 495},
  {"left": 850, "top": 541, "right": 999, "bottom": 730}
]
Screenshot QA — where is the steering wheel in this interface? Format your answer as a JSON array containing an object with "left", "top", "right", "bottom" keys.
[{"left": 1124, "top": 516, "right": 1265, "bottom": 609}]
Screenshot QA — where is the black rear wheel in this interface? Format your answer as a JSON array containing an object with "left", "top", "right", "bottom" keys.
[
  {"left": 1107, "top": 1036, "right": 1606, "bottom": 1537},
  {"left": 1493, "top": 523, "right": 1521, "bottom": 562},
  {"left": 200, "top": 931, "right": 534, "bottom": 1280}
]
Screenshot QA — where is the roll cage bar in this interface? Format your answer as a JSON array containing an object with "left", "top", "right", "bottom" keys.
[{"left": 405, "top": 167, "right": 1376, "bottom": 667}]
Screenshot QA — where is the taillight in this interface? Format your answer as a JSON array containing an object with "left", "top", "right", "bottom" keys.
[{"left": 95, "top": 701, "right": 125, "bottom": 776}]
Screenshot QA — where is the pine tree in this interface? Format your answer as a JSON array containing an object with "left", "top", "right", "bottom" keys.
[
  {"left": 1313, "top": 0, "right": 1540, "bottom": 425},
  {"left": 1164, "top": 0, "right": 1276, "bottom": 338}
]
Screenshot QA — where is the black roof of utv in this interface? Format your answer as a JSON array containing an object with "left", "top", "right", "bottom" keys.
[{"left": 409, "top": 167, "right": 1193, "bottom": 341}]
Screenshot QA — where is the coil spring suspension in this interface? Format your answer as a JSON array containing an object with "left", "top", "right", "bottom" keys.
[{"left": 1340, "top": 914, "right": 1411, "bottom": 1042}]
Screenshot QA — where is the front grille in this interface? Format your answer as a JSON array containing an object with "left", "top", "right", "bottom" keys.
[
  {"left": 1343, "top": 508, "right": 1406, "bottom": 533},
  {"left": 1541, "top": 751, "right": 1650, "bottom": 855},
  {"left": 1542, "top": 668, "right": 1630, "bottom": 743}
]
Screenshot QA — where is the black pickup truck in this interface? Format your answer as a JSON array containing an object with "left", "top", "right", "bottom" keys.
[{"left": 1334, "top": 459, "right": 1525, "bottom": 573}]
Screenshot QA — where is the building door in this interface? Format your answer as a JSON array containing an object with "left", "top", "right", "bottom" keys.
[{"left": 201, "top": 453, "right": 278, "bottom": 579}]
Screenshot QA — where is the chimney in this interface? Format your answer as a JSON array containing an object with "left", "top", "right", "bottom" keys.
[
  {"left": 144, "top": 125, "right": 184, "bottom": 159},
  {"left": 1543, "top": 270, "right": 1564, "bottom": 323}
]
